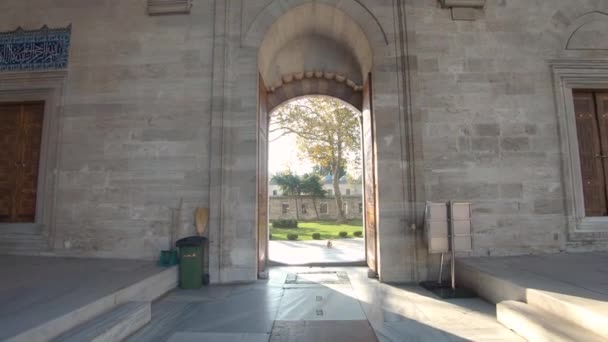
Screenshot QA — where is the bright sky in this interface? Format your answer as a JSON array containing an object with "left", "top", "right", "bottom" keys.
[
  {"left": 268, "top": 97, "right": 363, "bottom": 177},
  {"left": 269, "top": 130, "right": 362, "bottom": 177},
  {"left": 269, "top": 129, "right": 314, "bottom": 175}
]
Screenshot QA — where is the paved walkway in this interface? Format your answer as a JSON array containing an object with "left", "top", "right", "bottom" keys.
[
  {"left": 127, "top": 267, "right": 523, "bottom": 342},
  {"left": 269, "top": 239, "right": 365, "bottom": 265}
]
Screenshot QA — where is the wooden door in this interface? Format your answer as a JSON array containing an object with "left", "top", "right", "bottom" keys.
[
  {"left": 0, "top": 104, "right": 22, "bottom": 222},
  {"left": 257, "top": 76, "right": 270, "bottom": 277},
  {"left": 574, "top": 91, "right": 608, "bottom": 216},
  {"left": 0, "top": 102, "right": 44, "bottom": 223},
  {"left": 595, "top": 92, "right": 608, "bottom": 207},
  {"left": 361, "top": 75, "right": 378, "bottom": 275}
]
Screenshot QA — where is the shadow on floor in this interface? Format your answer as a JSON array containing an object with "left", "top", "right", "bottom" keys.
[{"left": 126, "top": 267, "right": 522, "bottom": 342}]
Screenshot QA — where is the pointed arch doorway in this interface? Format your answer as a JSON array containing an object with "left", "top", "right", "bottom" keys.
[{"left": 254, "top": 3, "right": 379, "bottom": 278}]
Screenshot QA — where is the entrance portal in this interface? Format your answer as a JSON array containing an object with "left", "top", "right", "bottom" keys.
[
  {"left": 254, "top": 2, "right": 379, "bottom": 278},
  {"left": 266, "top": 96, "right": 366, "bottom": 266}
]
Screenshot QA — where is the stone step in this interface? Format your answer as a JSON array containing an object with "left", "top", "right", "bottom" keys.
[
  {"left": 0, "top": 224, "right": 43, "bottom": 235},
  {"left": 51, "top": 302, "right": 151, "bottom": 342},
  {"left": 0, "top": 235, "right": 48, "bottom": 242},
  {"left": 0, "top": 233, "right": 46, "bottom": 240},
  {"left": 456, "top": 258, "right": 608, "bottom": 339},
  {"left": 497, "top": 300, "right": 604, "bottom": 342},
  {"left": 0, "top": 231, "right": 50, "bottom": 255},
  {"left": 0, "top": 240, "right": 50, "bottom": 255},
  {"left": 526, "top": 289, "right": 608, "bottom": 340},
  {"left": 6, "top": 266, "right": 177, "bottom": 342}
]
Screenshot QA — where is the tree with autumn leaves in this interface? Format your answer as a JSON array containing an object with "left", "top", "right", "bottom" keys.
[{"left": 270, "top": 97, "right": 361, "bottom": 223}]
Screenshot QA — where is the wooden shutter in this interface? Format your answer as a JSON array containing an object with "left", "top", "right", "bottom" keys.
[{"left": 573, "top": 92, "right": 607, "bottom": 216}]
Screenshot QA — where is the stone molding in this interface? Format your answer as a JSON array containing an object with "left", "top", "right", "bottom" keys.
[
  {"left": 268, "top": 71, "right": 362, "bottom": 93},
  {"left": 440, "top": 0, "right": 485, "bottom": 21},
  {"left": 564, "top": 11, "right": 608, "bottom": 51},
  {"left": 0, "top": 70, "right": 68, "bottom": 248},
  {"left": 440, "top": 0, "right": 485, "bottom": 7},
  {"left": 550, "top": 59, "right": 608, "bottom": 238},
  {"left": 147, "top": 0, "right": 192, "bottom": 15}
]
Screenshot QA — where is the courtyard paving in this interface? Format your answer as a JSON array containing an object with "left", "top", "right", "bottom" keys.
[
  {"left": 269, "top": 239, "right": 365, "bottom": 265},
  {"left": 127, "top": 267, "right": 523, "bottom": 342}
]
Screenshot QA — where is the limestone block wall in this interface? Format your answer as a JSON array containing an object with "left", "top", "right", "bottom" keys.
[
  {"left": 0, "top": 0, "right": 215, "bottom": 259},
  {"left": 1, "top": 0, "right": 608, "bottom": 284},
  {"left": 407, "top": 0, "right": 608, "bottom": 257}
]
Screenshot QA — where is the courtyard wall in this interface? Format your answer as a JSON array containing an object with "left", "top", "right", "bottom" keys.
[{"left": 1, "top": 0, "right": 608, "bottom": 283}]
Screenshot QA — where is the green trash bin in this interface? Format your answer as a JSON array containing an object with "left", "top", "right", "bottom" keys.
[{"left": 176, "top": 236, "right": 206, "bottom": 289}]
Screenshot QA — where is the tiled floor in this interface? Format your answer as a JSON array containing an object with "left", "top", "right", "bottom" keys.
[{"left": 127, "top": 267, "right": 523, "bottom": 342}]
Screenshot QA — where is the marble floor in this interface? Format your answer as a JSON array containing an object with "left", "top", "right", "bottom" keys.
[
  {"left": 269, "top": 239, "right": 365, "bottom": 265},
  {"left": 127, "top": 267, "right": 523, "bottom": 342},
  {"left": 0, "top": 256, "right": 167, "bottom": 340},
  {"left": 459, "top": 252, "right": 608, "bottom": 300}
]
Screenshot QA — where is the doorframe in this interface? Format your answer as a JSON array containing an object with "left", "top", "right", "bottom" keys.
[
  {"left": 256, "top": 79, "right": 378, "bottom": 275},
  {"left": 552, "top": 59, "right": 608, "bottom": 238},
  {"left": 0, "top": 70, "right": 67, "bottom": 246},
  {"left": 257, "top": 74, "right": 270, "bottom": 278}
]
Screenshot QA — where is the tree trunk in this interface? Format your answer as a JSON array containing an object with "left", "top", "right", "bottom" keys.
[
  {"left": 333, "top": 164, "right": 346, "bottom": 223},
  {"left": 312, "top": 197, "right": 320, "bottom": 220},
  {"left": 294, "top": 195, "right": 300, "bottom": 221}
]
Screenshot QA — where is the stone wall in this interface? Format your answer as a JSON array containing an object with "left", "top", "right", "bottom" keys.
[
  {"left": 0, "top": 0, "right": 215, "bottom": 259},
  {"left": 1, "top": 0, "right": 608, "bottom": 284},
  {"left": 408, "top": 0, "right": 608, "bottom": 259}
]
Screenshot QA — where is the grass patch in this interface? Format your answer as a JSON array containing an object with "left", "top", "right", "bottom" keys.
[{"left": 270, "top": 220, "right": 363, "bottom": 241}]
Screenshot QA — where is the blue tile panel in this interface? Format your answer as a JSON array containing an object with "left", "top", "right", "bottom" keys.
[{"left": 0, "top": 25, "right": 71, "bottom": 71}]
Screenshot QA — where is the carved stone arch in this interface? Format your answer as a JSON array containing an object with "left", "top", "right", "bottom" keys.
[
  {"left": 267, "top": 76, "right": 363, "bottom": 112},
  {"left": 547, "top": 1, "right": 608, "bottom": 34},
  {"left": 243, "top": 0, "right": 389, "bottom": 49},
  {"left": 251, "top": 0, "right": 388, "bottom": 279},
  {"left": 247, "top": 1, "right": 384, "bottom": 104},
  {"left": 563, "top": 11, "right": 608, "bottom": 51}
]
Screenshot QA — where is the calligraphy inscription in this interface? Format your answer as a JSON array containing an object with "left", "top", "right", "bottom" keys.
[{"left": 0, "top": 25, "right": 71, "bottom": 71}]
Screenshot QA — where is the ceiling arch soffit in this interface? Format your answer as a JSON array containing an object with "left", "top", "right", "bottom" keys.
[
  {"left": 244, "top": 0, "right": 388, "bottom": 48},
  {"left": 245, "top": 1, "right": 387, "bottom": 92},
  {"left": 266, "top": 76, "right": 363, "bottom": 112}
]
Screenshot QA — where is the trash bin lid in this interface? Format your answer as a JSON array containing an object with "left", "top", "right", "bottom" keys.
[{"left": 176, "top": 236, "right": 206, "bottom": 247}]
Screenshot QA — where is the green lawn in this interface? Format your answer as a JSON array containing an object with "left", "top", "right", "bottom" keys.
[{"left": 270, "top": 220, "right": 363, "bottom": 241}]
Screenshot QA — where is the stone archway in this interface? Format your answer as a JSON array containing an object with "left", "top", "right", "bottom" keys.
[
  {"left": 254, "top": 2, "right": 380, "bottom": 278},
  {"left": 208, "top": 1, "right": 420, "bottom": 284},
  {"left": 267, "top": 73, "right": 363, "bottom": 112}
]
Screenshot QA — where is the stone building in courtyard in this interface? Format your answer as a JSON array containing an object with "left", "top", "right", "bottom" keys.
[
  {"left": 269, "top": 175, "right": 363, "bottom": 221},
  {"left": 1, "top": 0, "right": 608, "bottom": 284}
]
